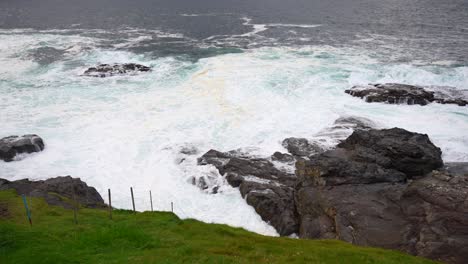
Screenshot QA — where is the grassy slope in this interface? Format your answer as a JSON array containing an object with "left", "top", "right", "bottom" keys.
[{"left": 0, "top": 190, "right": 436, "bottom": 264}]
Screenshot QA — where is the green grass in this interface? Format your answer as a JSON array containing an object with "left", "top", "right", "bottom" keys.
[{"left": 0, "top": 190, "right": 436, "bottom": 264}]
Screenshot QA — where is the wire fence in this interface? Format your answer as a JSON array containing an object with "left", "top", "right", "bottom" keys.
[{"left": 19, "top": 185, "right": 187, "bottom": 226}]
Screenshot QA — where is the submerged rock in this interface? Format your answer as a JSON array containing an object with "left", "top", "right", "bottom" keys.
[
  {"left": 0, "top": 176, "right": 105, "bottom": 209},
  {"left": 83, "top": 63, "right": 151, "bottom": 77},
  {"left": 27, "top": 46, "right": 65, "bottom": 65},
  {"left": 0, "top": 134, "right": 45, "bottom": 162},
  {"left": 312, "top": 115, "right": 377, "bottom": 146},
  {"left": 428, "top": 86, "right": 468, "bottom": 106},
  {"left": 345, "top": 83, "right": 468, "bottom": 106}
]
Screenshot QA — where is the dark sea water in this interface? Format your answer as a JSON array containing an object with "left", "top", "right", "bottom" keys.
[
  {"left": 1, "top": 0, "right": 468, "bottom": 63},
  {"left": 1, "top": 0, "right": 467, "bottom": 235}
]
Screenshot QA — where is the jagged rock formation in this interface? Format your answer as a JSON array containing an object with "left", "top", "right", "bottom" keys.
[
  {"left": 345, "top": 83, "right": 468, "bottom": 106},
  {"left": 83, "top": 63, "right": 151, "bottom": 77},
  {"left": 198, "top": 149, "right": 298, "bottom": 235},
  {"left": 0, "top": 134, "right": 45, "bottom": 162},
  {"left": 0, "top": 176, "right": 105, "bottom": 209},
  {"left": 197, "top": 123, "right": 467, "bottom": 263},
  {"left": 196, "top": 116, "right": 377, "bottom": 235}
]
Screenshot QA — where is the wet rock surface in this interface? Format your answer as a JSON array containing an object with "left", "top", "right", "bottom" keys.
[
  {"left": 282, "top": 138, "right": 325, "bottom": 157},
  {"left": 198, "top": 149, "right": 298, "bottom": 236},
  {"left": 83, "top": 63, "right": 151, "bottom": 77},
  {"left": 0, "top": 176, "right": 105, "bottom": 209},
  {"left": 335, "top": 128, "right": 444, "bottom": 178},
  {"left": 197, "top": 123, "right": 467, "bottom": 263},
  {"left": 345, "top": 83, "right": 468, "bottom": 106},
  {"left": 0, "top": 134, "right": 45, "bottom": 162}
]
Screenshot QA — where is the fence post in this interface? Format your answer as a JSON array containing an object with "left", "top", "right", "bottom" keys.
[
  {"left": 149, "top": 190, "right": 153, "bottom": 212},
  {"left": 21, "top": 195, "right": 32, "bottom": 226},
  {"left": 108, "top": 189, "right": 112, "bottom": 220},
  {"left": 171, "top": 202, "right": 173, "bottom": 213},
  {"left": 130, "top": 187, "right": 136, "bottom": 213}
]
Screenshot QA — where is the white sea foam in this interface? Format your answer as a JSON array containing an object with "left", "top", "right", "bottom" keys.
[
  {"left": 0, "top": 32, "right": 467, "bottom": 236},
  {"left": 239, "top": 17, "right": 321, "bottom": 37}
]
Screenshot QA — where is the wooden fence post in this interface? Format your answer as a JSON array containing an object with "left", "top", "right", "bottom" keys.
[
  {"left": 108, "top": 189, "right": 112, "bottom": 220},
  {"left": 171, "top": 202, "right": 173, "bottom": 213},
  {"left": 131, "top": 187, "right": 136, "bottom": 213}
]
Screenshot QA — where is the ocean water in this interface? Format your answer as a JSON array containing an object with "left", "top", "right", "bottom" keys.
[{"left": 1, "top": 0, "right": 468, "bottom": 236}]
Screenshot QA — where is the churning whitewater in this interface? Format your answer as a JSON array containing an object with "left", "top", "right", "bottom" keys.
[{"left": 1, "top": 27, "right": 467, "bottom": 236}]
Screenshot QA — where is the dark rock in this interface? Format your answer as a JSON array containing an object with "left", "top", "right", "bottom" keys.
[
  {"left": 83, "top": 63, "right": 151, "bottom": 77},
  {"left": 0, "top": 176, "right": 105, "bottom": 209},
  {"left": 298, "top": 148, "right": 408, "bottom": 186},
  {"left": 295, "top": 169, "right": 468, "bottom": 264},
  {"left": 345, "top": 83, "right": 468, "bottom": 106},
  {"left": 295, "top": 128, "right": 465, "bottom": 263},
  {"left": 197, "top": 149, "right": 234, "bottom": 171},
  {"left": 345, "top": 83, "right": 434, "bottom": 105},
  {"left": 198, "top": 150, "right": 298, "bottom": 236},
  {"left": 298, "top": 128, "right": 443, "bottom": 186},
  {"left": 337, "top": 128, "right": 443, "bottom": 177},
  {"left": 0, "top": 135, "right": 45, "bottom": 162},
  {"left": 242, "top": 182, "right": 298, "bottom": 236},
  {"left": 271, "top": 152, "right": 295, "bottom": 163},
  {"left": 282, "top": 138, "right": 325, "bottom": 157},
  {"left": 197, "top": 126, "right": 466, "bottom": 263}
]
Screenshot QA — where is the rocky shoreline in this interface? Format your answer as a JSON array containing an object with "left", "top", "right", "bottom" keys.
[
  {"left": 196, "top": 119, "right": 468, "bottom": 264},
  {"left": 2, "top": 80, "right": 467, "bottom": 263}
]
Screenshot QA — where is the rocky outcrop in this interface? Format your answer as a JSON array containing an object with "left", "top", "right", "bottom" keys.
[
  {"left": 198, "top": 149, "right": 298, "bottom": 236},
  {"left": 335, "top": 128, "right": 443, "bottom": 178},
  {"left": 197, "top": 124, "right": 467, "bottom": 263},
  {"left": 0, "top": 176, "right": 105, "bottom": 209},
  {"left": 295, "top": 164, "right": 468, "bottom": 264},
  {"left": 83, "top": 63, "right": 151, "bottom": 77},
  {"left": 345, "top": 83, "right": 468, "bottom": 106},
  {"left": 0, "top": 135, "right": 45, "bottom": 162},
  {"left": 295, "top": 128, "right": 468, "bottom": 264}
]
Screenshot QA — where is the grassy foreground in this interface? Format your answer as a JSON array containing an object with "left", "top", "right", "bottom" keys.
[{"left": 0, "top": 190, "right": 435, "bottom": 264}]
